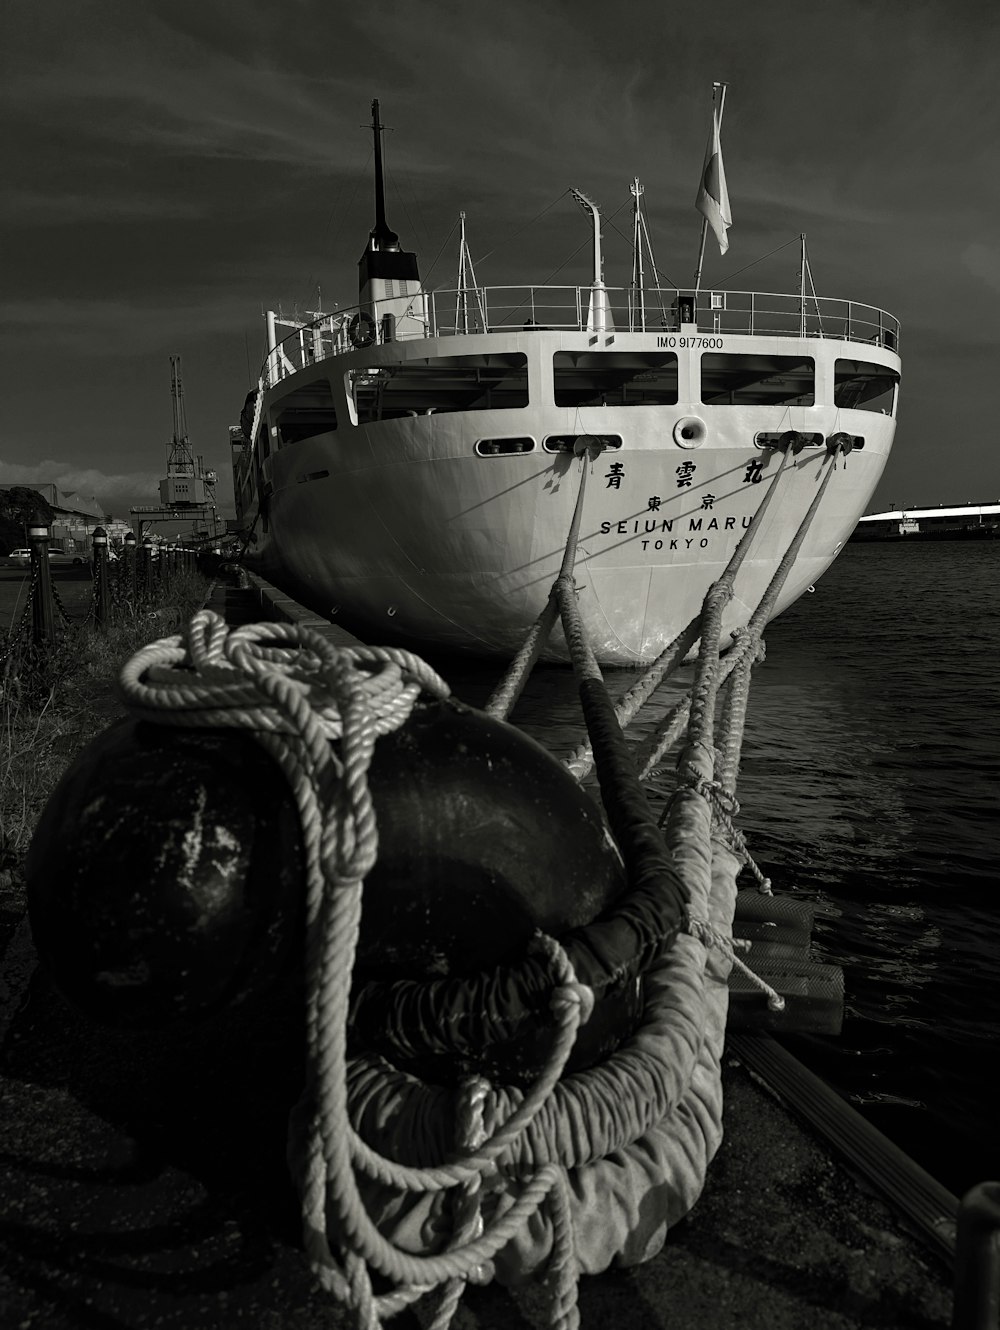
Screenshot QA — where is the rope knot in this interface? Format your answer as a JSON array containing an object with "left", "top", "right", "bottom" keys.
[
  {"left": 684, "top": 915, "right": 731, "bottom": 954},
  {"left": 550, "top": 982, "right": 595, "bottom": 1027}
]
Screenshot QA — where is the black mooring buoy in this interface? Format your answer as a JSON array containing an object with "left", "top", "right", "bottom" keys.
[
  {"left": 26, "top": 699, "right": 630, "bottom": 1047},
  {"left": 26, "top": 720, "right": 305, "bottom": 1028}
]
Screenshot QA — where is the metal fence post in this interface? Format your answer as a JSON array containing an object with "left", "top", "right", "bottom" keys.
[
  {"left": 141, "top": 537, "right": 154, "bottom": 597},
  {"left": 28, "top": 516, "right": 56, "bottom": 646},
  {"left": 122, "top": 530, "right": 137, "bottom": 603},
  {"left": 91, "top": 525, "right": 111, "bottom": 628},
  {"left": 953, "top": 1181, "right": 1000, "bottom": 1329}
]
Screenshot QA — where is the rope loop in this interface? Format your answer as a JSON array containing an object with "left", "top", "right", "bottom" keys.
[
  {"left": 117, "top": 612, "right": 612, "bottom": 1325},
  {"left": 113, "top": 440, "right": 833, "bottom": 1323}
]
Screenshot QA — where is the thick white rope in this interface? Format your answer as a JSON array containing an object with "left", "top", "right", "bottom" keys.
[{"left": 118, "top": 609, "right": 588, "bottom": 1329}]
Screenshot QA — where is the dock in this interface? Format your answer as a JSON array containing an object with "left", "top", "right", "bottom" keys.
[{"left": 0, "top": 570, "right": 964, "bottom": 1327}]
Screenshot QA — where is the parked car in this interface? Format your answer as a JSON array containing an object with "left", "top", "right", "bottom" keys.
[{"left": 4, "top": 547, "right": 87, "bottom": 567}]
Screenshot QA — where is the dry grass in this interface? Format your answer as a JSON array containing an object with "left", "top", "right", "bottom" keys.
[{"left": 0, "top": 571, "right": 212, "bottom": 876}]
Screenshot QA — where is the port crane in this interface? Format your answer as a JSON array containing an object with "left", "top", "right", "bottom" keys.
[{"left": 131, "top": 355, "right": 220, "bottom": 542}]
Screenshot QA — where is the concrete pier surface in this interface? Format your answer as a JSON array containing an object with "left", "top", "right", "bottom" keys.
[
  {"left": 0, "top": 572, "right": 956, "bottom": 1327},
  {"left": 0, "top": 934, "right": 953, "bottom": 1330}
]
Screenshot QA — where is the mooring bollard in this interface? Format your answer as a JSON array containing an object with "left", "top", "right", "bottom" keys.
[
  {"left": 122, "top": 530, "right": 137, "bottom": 601},
  {"left": 953, "top": 1181, "right": 1000, "bottom": 1329},
  {"left": 28, "top": 516, "right": 56, "bottom": 646},
  {"left": 91, "top": 526, "right": 111, "bottom": 628}
]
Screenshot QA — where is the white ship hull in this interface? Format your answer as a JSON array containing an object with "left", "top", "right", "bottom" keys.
[{"left": 240, "top": 328, "right": 898, "bottom": 665}]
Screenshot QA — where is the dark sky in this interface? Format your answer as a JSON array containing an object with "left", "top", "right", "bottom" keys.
[{"left": 2, "top": 0, "right": 998, "bottom": 519}]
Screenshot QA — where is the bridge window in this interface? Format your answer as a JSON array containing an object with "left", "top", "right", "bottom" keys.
[
  {"left": 273, "top": 377, "right": 338, "bottom": 445},
  {"left": 701, "top": 353, "right": 814, "bottom": 405},
  {"left": 834, "top": 360, "right": 899, "bottom": 414},
  {"left": 553, "top": 352, "right": 678, "bottom": 407},
  {"left": 350, "top": 353, "right": 528, "bottom": 423}
]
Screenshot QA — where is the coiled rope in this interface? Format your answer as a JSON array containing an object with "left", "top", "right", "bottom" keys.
[
  {"left": 113, "top": 436, "right": 848, "bottom": 1325},
  {"left": 119, "top": 609, "right": 595, "bottom": 1329}
]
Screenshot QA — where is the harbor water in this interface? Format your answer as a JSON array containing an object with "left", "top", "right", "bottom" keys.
[{"left": 445, "top": 539, "right": 999, "bottom": 1201}]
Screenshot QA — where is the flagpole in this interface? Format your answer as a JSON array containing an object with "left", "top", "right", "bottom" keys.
[{"left": 693, "top": 82, "right": 728, "bottom": 295}]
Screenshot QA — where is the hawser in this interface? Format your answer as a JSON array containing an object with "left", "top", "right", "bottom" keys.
[
  {"left": 231, "top": 87, "right": 900, "bottom": 664},
  {"left": 27, "top": 411, "right": 849, "bottom": 1325}
]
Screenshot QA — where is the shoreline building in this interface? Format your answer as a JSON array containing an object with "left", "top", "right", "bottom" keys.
[{"left": 31, "top": 484, "right": 106, "bottom": 552}]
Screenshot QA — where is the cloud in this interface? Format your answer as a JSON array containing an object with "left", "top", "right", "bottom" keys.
[
  {"left": 0, "top": 459, "right": 161, "bottom": 518},
  {"left": 3, "top": 15, "right": 384, "bottom": 172},
  {"left": 0, "top": 297, "right": 248, "bottom": 355},
  {"left": 962, "top": 243, "right": 1000, "bottom": 295},
  {"left": 0, "top": 190, "right": 206, "bottom": 225}
]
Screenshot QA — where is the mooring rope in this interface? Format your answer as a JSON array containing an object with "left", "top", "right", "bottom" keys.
[
  {"left": 562, "top": 445, "right": 794, "bottom": 780},
  {"left": 546, "top": 444, "right": 848, "bottom": 1019},
  {"left": 643, "top": 448, "right": 847, "bottom": 903},
  {"left": 119, "top": 609, "right": 593, "bottom": 1329},
  {"left": 485, "top": 438, "right": 602, "bottom": 721},
  {"left": 685, "top": 918, "right": 784, "bottom": 1011},
  {"left": 108, "top": 439, "right": 849, "bottom": 1325}
]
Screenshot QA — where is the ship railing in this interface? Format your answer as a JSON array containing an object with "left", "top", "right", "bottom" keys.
[
  {"left": 691, "top": 290, "right": 900, "bottom": 348},
  {"left": 262, "top": 287, "right": 900, "bottom": 387}
]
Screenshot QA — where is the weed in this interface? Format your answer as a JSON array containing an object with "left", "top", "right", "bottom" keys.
[{"left": 0, "top": 571, "right": 212, "bottom": 874}]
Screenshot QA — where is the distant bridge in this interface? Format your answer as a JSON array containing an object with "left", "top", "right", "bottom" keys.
[
  {"left": 852, "top": 501, "right": 1000, "bottom": 541},
  {"left": 858, "top": 502, "right": 1000, "bottom": 524}
]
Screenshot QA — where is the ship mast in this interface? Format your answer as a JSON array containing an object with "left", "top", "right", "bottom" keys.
[
  {"left": 356, "top": 98, "right": 420, "bottom": 324},
  {"left": 631, "top": 179, "right": 645, "bottom": 331},
  {"left": 368, "top": 98, "right": 399, "bottom": 252},
  {"left": 629, "top": 179, "right": 669, "bottom": 332},
  {"left": 455, "top": 211, "right": 486, "bottom": 334},
  {"left": 570, "top": 188, "right": 610, "bottom": 333}
]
